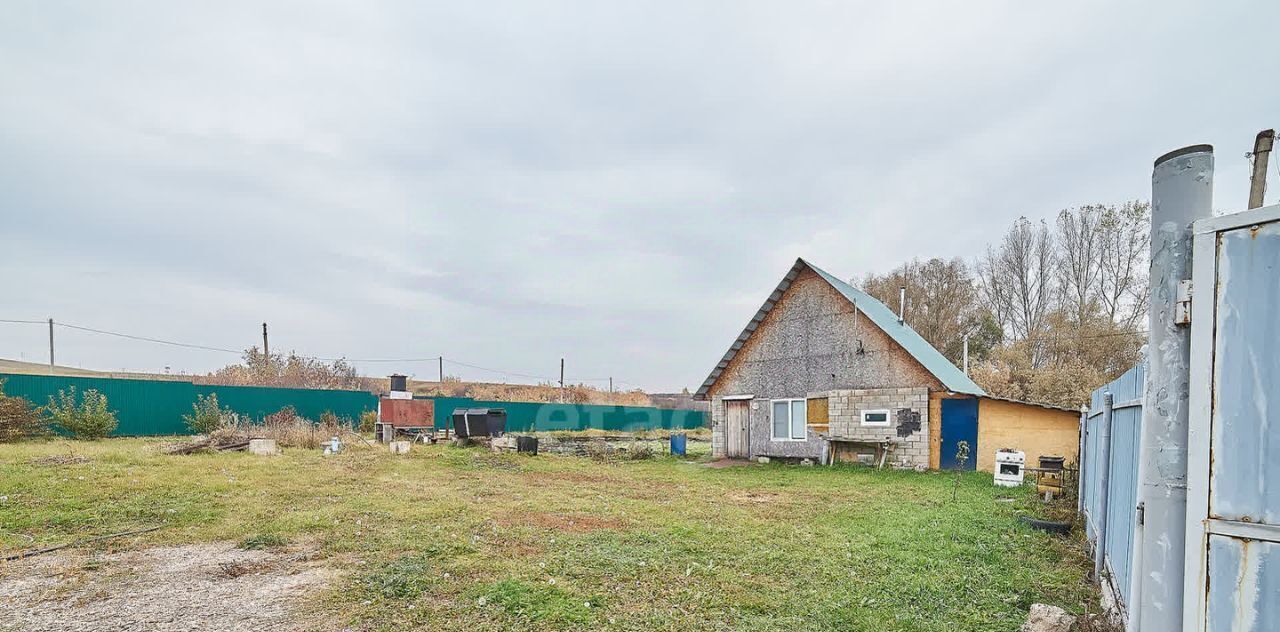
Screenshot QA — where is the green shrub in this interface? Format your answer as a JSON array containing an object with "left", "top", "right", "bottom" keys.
[
  {"left": 46, "top": 387, "right": 118, "bottom": 439},
  {"left": 358, "top": 409, "right": 377, "bottom": 433},
  {"left": 183, "top": 393, "right": 230, "bottom": 435},
  {"left": 0, "top": 379, "right": 47, "bottom": 442}
]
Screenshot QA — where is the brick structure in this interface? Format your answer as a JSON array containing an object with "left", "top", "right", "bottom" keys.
[{"left": 826, "top": 387, "right": 929, "bottom": 469}]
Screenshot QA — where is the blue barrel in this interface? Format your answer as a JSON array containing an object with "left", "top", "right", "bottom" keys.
[{"left": 670, "top": 433, "right": 687, "bottom": 456}]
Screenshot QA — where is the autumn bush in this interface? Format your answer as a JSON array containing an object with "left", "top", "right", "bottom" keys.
[
  {"left": 201, "top": 348, "right": 376, "bottom": 391},
  {"left": 0, "top": 379, "right": 47, "bottom": 442},
  {"left": 358, "top": 409, "right": 377, "bottom": 433},
  {"left": 253, "top": 406, "right": 355, "bottom": 449}
]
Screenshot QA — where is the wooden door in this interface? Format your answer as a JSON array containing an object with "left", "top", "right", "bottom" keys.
[{"left": 725, "top": 400, "right": 750, "bottom": 458}]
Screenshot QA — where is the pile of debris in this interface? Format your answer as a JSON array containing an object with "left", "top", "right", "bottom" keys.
[
  {"left": 536, "top": 435, "right": 656, "bottom": 461},
  {"left": 165, "top": 435, "right": 253, "bottom": 455}
]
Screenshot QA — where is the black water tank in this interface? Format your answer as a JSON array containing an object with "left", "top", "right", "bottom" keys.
[
  {"left": 389, "top": 374, "right": 408, "bottom": 392},
  {"left": 484, "top": 409, "right": 507, "bottom": 437},
  {"left": 450, "top": 408, "right": 472, "bottom": 438}
]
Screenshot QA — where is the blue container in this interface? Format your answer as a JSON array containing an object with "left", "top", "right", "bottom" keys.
[{"left": 670, "top": 433, "right": 687, "bottom": 456}]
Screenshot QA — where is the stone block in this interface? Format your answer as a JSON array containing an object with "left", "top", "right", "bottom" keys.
[
  {"left": 1020, "top": 604, "right": 1076, "bottom": 632},
  {"left": 248, "top": 439, "right": 277, "bottom": 456},
  {"left": 389, "top": 440, "right": 411, "bottom": 454}
]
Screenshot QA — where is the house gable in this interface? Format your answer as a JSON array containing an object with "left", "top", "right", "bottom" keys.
[
  {"left": 698, "top": 258, "right": 983, "bottom": 400},
  {"left": 704, "top": 264, "right": 943, "bottom": 401}
]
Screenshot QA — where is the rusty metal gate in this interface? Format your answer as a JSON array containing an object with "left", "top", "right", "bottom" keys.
[{"left": 1182, "top": 202, "right": 1280, "bottom": 630}]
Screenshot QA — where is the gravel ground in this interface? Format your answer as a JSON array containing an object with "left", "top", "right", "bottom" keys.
[{"left": 0, "top": 542, "right": 334, "bottom": 632}]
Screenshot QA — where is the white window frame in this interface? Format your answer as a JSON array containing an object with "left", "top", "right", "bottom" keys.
[
  {"left": 770, "top": 398, "right": 808, "bottom": 441},
  {"left": 860, "top": 408, "right": 891, "bottom": 427}
]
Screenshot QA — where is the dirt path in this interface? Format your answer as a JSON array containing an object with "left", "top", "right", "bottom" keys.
[{"left": 0, "top": 542, "right": 335, "bottom": 632}]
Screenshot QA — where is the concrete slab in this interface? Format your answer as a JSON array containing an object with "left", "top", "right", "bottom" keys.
[{"left": 248, "top": 439, "right": 277, "bottom": 456}]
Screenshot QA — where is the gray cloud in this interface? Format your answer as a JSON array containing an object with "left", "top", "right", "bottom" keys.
[{"left": 1, "top": 0, "right": 1277, "bottom": 389}]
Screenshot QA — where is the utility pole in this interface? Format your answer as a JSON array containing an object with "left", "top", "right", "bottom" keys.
[
  {"left": 559, "top": 358, "right": 565, "bottom": 403},
  {"left": 962, "top": 333, "right": 970, "bottom": 375},
  {"left": 261, "top": 322, "right": 269, "bottom": 358},
  {"left": 1131, "top": 144, "right": 1213, "bottom": 632},
  {"left": 47, "top": 318, "right": 54, "bottom": 369},
  {"left": 1248, "top": 129, "right": 1274, "bottom": 209},
  {"left": 609, "top": 377, "right": 613, "bottom": 394},
  {"left": 438, "top": 356, "right": 444, "bottom": 383}
]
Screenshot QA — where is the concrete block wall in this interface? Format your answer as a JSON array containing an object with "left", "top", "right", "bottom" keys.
[{"left": 828, "top": 387, "right": 929, "bottom": 468}]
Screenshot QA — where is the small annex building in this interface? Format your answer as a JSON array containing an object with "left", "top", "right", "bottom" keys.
[{"left": 694, "top": 258, "right": 1080, "bottom": 472}]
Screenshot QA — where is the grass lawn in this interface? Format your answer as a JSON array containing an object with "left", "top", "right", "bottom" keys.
[{"left": 0, "top": 439, "right": 1095, "bottom": 631}]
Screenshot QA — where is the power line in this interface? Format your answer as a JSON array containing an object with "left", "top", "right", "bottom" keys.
[
  {"left": 324, "top": 356, "right": 442, "bottom": 363},
  {"left": 442, "top": 357, "right": 557, "bottom": 382},
  {"left": 55, "top": 322, "right": 243, "bottom": 354},
  {"left": 4, "top": 317, "right": 639, "bottom": 387}
]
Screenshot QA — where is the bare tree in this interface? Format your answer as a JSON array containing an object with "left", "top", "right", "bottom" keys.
[
  {"left": 1097, "top": 201, "right": 1149, "bottom": 329},
  {"left": 977, "top": 217, "right": 1056, "bottom": 364},
  {"left": 1056, "top": 205, "right": 1103, "bottom": 325},
  {"left": 969, "top": 204, "right": 1148, "bottom": 406}
]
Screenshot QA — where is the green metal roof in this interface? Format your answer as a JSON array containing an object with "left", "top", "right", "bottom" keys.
[{"left": 695, "top": 258, "right": 986, "bottom": 398}]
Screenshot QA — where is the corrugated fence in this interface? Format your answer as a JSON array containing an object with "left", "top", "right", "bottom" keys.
[
  {"left": 0, "top": 373, "right": 707, "bottom": 435},
  {"left": 0, "top": 373, "right": 378, "bottom": 435},
  {"left": 1080, "top": 360, "right": 1144, "bottom": 612},
  {"left": 428, "top": 397, "right": 706, "bottom": 433}
]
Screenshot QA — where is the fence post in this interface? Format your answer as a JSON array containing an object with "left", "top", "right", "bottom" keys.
[
  {"left": 1132, "top": 144, "right": 1213, "bottom": 632},
  {"left": 1093, "top": 393, "right": 1114, "bottom": 583},
  {"left": 1077, "top": 404, "right": 1088, "bottom": 515}
]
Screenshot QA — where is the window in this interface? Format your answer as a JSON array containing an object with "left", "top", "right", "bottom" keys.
[
  {"left": 861, "top": 409, "right": 891, "bottom": 427},
  {"left": 771, "top": 399, "right": 807, "bottom": 440}
]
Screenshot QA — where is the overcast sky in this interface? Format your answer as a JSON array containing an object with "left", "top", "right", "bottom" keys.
[{"left": 1, "top": 1, "right": 1276, "bottom": 391}]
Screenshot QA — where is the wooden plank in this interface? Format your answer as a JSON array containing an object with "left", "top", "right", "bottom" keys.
[{"left": 807, "top": 397, "right": 828, "bottom": 425}]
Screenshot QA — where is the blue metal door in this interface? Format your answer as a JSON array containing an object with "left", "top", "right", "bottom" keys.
[{"left": 940, "top": 398, "right": 978, "bottom": 470}]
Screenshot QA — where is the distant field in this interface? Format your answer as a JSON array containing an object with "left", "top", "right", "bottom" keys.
[
  {"left": 0, "top": 439, "right": 1095, "bottom": 631},
  {"left": 0, "top": 358, "right": 189, "bottom": 381}
]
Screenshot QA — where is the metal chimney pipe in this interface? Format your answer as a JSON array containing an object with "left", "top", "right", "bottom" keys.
[
  {"left": 1131, "top": 144, "right": 1213, "bottom": 632},
  {"left": 898, "top": 286, "right": 906, "bottom": 324}
]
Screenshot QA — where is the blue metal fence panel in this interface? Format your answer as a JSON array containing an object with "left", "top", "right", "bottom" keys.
[
  {"left": 1106, "top": 399, "right": 1141, "bottom": 597},
  {"left": 1205, "top": 536, "right": 1280, "bottom": 631},
  {"left": 1083, "top": 411, "right": 1101, "bottom": 539},
  {"left": 1081, "top": 360, "right": 1145, "bottom": 611},
  {"left": 1210, "top": 221, "right": 1280, "bottom": 525}
]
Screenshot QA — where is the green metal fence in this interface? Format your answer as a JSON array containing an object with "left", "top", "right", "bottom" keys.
[
  {"left": 0, "top": 373, "right": 707, "bottom": 436},
  {"left": 428, "top": 397, "right": 706, "bottom": 432},
  {"left": 0, "top": 373, "right": 377, "bottom": 436}
]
